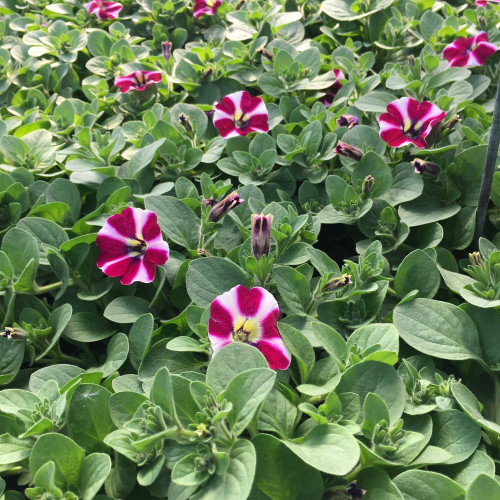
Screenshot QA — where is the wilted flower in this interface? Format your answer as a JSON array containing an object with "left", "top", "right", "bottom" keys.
[
  {"left": 251, "top": 214, "right": 273, "bottom": 260},
  {"left": 96, "top": 207, "right": 170, "bottom": 286},
  {"left": 213, "top": 91, "right": 269, "bottom": 138},
  {"left": 476, "top": 0, "right": 500, "bottom": 6},
  {"left": 208, "top": 285, "right": 291, "bottom": 370},
  {"left": 162, "top": 41, "right": 172, "bottom": 61},
  {"left": 443, "top": 32, "right": 497, "bottom": 67},
  {"left": 469, "top": 251, "right": 484, "bottom": 268},
  {"left": 411, "top": 159, "right": 441, "bottom": 176},
  {"left": 378, "top": 97, "right": 446, "bottom": 149},
  {"left": 321, "top": 69, "right": 344, "bottom": 107},
  {"left": 114, "top": 71, "right": 162, "bottom": 93},
  {"left": 324, "top": 274, "right": 352, "bottom": 292},
  {"left": 84, "top": 0, "right": 122, "bottom": 19},
  {"left": 362, "top": 175, "right": 374, "bottom": 195},
  {"left": 207, "top": 191, "right": 243, "bottom": 222},
  {"left": 193, "top": 0, "right": 221, "bottom": 18},
  {"left": 334, "top": 141, "right": 363, "bottom": 161},
  {"left": 336, "top": 115, "right": 359, "bottom": 129}
]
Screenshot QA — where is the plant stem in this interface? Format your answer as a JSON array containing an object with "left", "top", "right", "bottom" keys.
[
  {"left": 473, "top": 79, "right": 500, "bottom": 248},
  {"left": 494, "top": 373, "right": 500, "bottom": 425}
]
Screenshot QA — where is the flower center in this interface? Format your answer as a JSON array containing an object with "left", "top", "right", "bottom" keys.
[
  {"left": 134, "top": 72, "right": 146, "bottom": 86},
  {"left": 402, "top": 119, "right": 422, "bottom": 139},
  {"left": 206, "top": 0, "right": 217, "bottom": 6},
  {"left": 126, "top": 237, "right": 147, "bottom": 257},
  {"left": 232, "top": 317, "right": 261, "bottom": 343},
  {"left": 233, "top": 109, "right": 250, "bottom": 129}
]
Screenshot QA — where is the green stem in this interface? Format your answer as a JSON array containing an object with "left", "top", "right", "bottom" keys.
[
  {"left": 473, "top": 79, "right": 500, "bottom": 248},
  {"left": 494, "top": 373, "right": 500, "bottom": 425},
  {"left": 33, "top": 281, "right": 65, "bottom": 294}
]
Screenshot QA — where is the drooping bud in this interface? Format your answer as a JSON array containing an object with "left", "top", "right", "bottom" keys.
[
  {"left": 162, "top": 41, "right": 172, "bottom": 61},
  {"left": 362, "top": 175, "right": 374, "bottom": 196},
  {"left": 324, "top": 274, "right": 352, "bottom": 292},
  {"left": 478, "top": 16, "right": 486, "bottom": 28},
  {"left": 208, "top": 191, "right": 243, "bottom": 222},
  {"left": 408, "top": 55, "right": 416, "bottom": 67},
  {"left": 443, "top": 114, "right": 460, "bottom": 131},
  {"left": 469, "top": 251, "right": 484, "bottom": 269},
  {"left": 336, "top": 114, "right": 359, "bottom": 129},
  {"left": 257, "top": 47, "right": 274, "bottom": 61},
  {"left": 0, "top": 327, "right": 27, "bottom": 339},
  {"left": 197, "top": 248, "right": 210, "bottom": 257},
  {"left": 411, "top": 159, "right": 440, "bottom": 176},
  {"left": 251, "top": 214, "right": 273, "bottom": 260},
  {"left": 202, "top": 68, "right": 213, "bottom": 79},
  {"left": 179, "top": 114, "right": 192, "bottom": 133},
  {"left": 334, "top": 141, "right": 363, "bottom": 161},
  {"left": 235, "top": 0, "right": 245, "bottom": 9},
  {"left": 346, "top": 482, "right": 366, "bottom": 499}
]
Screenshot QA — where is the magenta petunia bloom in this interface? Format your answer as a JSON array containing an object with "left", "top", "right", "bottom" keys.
[
  {"left": 378, "top": 97, "right": 446, "bottom": 149},
  {"left": 208, "top": 285, "right": 291, "bottom": 370},
  {"left": 213, "top": 91, "right": 269, "bottom": 139},
  {"left": 194, "top": 0, "right": 221, "bottom": 18},
  {"left": 443, "top": 32, "right": 497, "bottom": 67},
  {"left": 96, "top": 207, "right": 169, "bottom": 286},
  {"left": 321, "top": 69, "right": 345, "bottom": 107},
  {"left": 114, "top": 71, "right": 162, "bottom": 94},
  {"left": 84, "top": 0, "right": 122, "bottom": 19},
  {"left": 476, "top": 0, "right": 500, "bottom": 6}
]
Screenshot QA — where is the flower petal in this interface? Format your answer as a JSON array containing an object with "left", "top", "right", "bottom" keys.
[
  {"left": 208, "top": 298, "right": 235, "bottom": 350},
  {"left": 256, "top": 339, "right": 291, "bottom": 370},
  {"left": 214, "top": 118, "right": 238, "bottom": 138},
  {"left": 240, "top": 91, "right": 265, "bottom": 115},
  {"left": 121, "top": 258, "right": 156, "bottom": 285},
  {"left": 106, "top": 207, "right": 136, "bottom": 238},
  {"left": 99, "top": 254, "right": 135, "bottom": 277},
  {"left": 247, "top": 114, "right": 269, "bottom": 133},
  {"left": 144, "top": 244, "right": 169, "bottom": 265}
]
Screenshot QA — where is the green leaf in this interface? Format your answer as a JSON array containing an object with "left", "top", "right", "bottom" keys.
[
  {"left": 393, "top": 299, "right": 483, "bottom": 362},
  {"left": 29, "top": 364, "right": 85, "bottom": 393},
  {"left": 399, "top": 193, "right": 460, "bottom": 227},
  {"left": 127, "top": 139, "right": 165, "bottom": 178},
  {"left": 278, "top": 322, "right": 314, "bottom": 383},
  {"left": 394, "top": 249, "right": 441, "bottom": 299},
  {"left": 151, "top": 367, "right": 178, "bottom": 424},
  {"left": 322, "top": 0, "right": 396, "bottom": 20},
  {"left": 352, "top": 151, "right": 392, "bottom": 197},
  {"left": 357, "top": 467, "right": 404, "bottom": 500},
  {"left": 90, "top": 333, "right": 129, "bottom": 378},
  {"left": 1, "top": 227, "right": 39, "bottom": 281},
  {"left": 225, "top": 367, "right": 276, "bottom": 435},
  {"left": 312, "top": 322, "right": 347, "bottom": 365},
  {"left": 284, "top": 424, "right": 360, "bottom": 475},
  {"left": 0, "top": 434, "right": 32, "bottom": 465},
  {"left": 273, "top": 266, "right": 311, "bottom": 315},
  {"left": 145, "top": 196, "right": 200, "bottom": 250},
  {"left": 109, "top": 391, "right": 148, "bottom": 428},
  {"left": 64, "top": 312, "right": 117, "bottom": 343},
  {"left": 442, "top": 450, "right": 495, "bottom": 488},
  {"left": 128, "top": 313, "right": 153, "bottom": 370},
  {"left": 0, "top": 338, "right": 25, "bottom": 385},
  {"left": 67, "top": 384, "right": 114, "bottom": 453},
  {"left": 466, "top": 474, "right": 500, "bottom": 500},
  {"left": 79, "top": 453, "right": 112, "bottom": 500},
  {"left": 186, "top": 257, "right": 249, "bottom": 307},
  {"left": 393, "top": 470, "right": 465, "bottom": 500},
  {"left": 103, "top": 297, "right": 150, "bottom": 324},
  {"left": 252, "top": 433, "right": 323, "bottom": 500},
  {"left": 30, "top": 433, "right": 85, "bottom": 490}
]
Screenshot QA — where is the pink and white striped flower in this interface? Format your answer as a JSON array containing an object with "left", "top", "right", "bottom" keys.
[
  {"left": 213, "top": 91, "right": 269, "bottom": 139},
  {"left": 443, "top": 32, "right": 497, "bottom": 68},
  {"left": 476, "top": 0, "right": 500, "bottom": 6},
  {"left": 208, "top": 285, "right": 291, "bottom": 371},
  {"left": 84, "top": 0, "right": 122, "bottom": 19},
  {"left": 378, "top": 97, "right": 446, "bottom": 149},
  {"left": 194, "top": 0, "right": 222, "bottom": 18},
  {"left": 114, "top": 71, "right": 162, "bottom": 94},
  {"left": 96, "top": 207, "right": 169, "bottom": 286},
  {"left": 321, "top": 69, "right": 345, "bottom": 107}
]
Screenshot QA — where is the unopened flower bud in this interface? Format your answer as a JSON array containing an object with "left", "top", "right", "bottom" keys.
[
  {"left": 257, "top": 47, "right": 274, "bottom": 61},
  {"left": 478, "top": 16, "right": 486, "bottom": 28},
  {"left": 336, "top": 114, "right": 359, "bottom": 129},
  {"left": 362, "top": 175, "right": 374, "bottom": 196},
  {"left": 411, "top": 159, "right": 440, "bottom": 176},
  {"left": 443, "top": 114, "right": 460, "bottom": 130},
  {"left": 202, "top": 68, "right": 213, "bottom": 79},
  {"left": 334, "top": 141, "right": 363, "bottom": 161},
  {"left": 251, "top": 214, "right": 273, "bottom": 260},
  {"left": 408, "top": 55, "right": 416, "bottom": 67},
  {"left": 202, "top": 198, "right": 217, "bottom": 207},
  {"left": 197, "top": 248, "right": 210, "bottom": 257},
  {"left": 179, "top": 114, "right": 192, "bottom": 132},
  {"left": 208, "top": 191, "right": 243, "bottom": 222},
  {"left": 346, "top": 482, "right": 366, "bottom": 499},
  {"left": 162, "top": 41, "right": 172, "bottom": 61},
  {"left": 324, "top": 274, "right": 352, "bottom": 292},
  {"left": 235, "top": 0, "right": 245, "bottom": 9},
  {"left": 469, "top": 251, "right": 484, "bottom": 269},
  {"left": 205, "top": 109, "right": 215, "bottom": 119},
  {"left": 0, "top": 327, "right": 27, "bottom": 339}
]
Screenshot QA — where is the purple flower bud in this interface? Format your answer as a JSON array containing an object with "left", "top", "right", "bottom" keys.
[
  {"left": 208, "top": 191, "right": 243, "bottom": 222},
  {"left": 408, "top": 55, "right": 416, "bottom": 67},
  {"left": 443, "top": 114, "right": 460, "bottom": 130},
  {"left": 469, "top": 251, "right": 484, "bottom": 269},
  {"left": 202, "top": 68, "right": 213, "bottom": 79},
  {"left": 346, "top": 482, "right": 366, "bottom": 499},
  {"left": 197, "top": 248, "right": 210, "bottom": 257},
  {"left": 251, "top": 214, "right": 273, "bottom": 260},
  {"left": 257, "top": 47, "right": 274, "bottom": 61},
  {"left": 336, "top": 114, "right": 359, "bottom": 129},
  {"left": 411, "top": 159, "right": 440, "bottom": 176},
  {"left": 179, "top": 113, "right": 192, "bottom": 132},
  {"left": 362, "top": 175, "right": 374, "bottom": 196},
  {"left": 162, "top": 41, "right": 172, "bottom": 62},
  {"left": 205, "top": 109, "right": 215, "bottom": 119},
  {"left": 323, "top": 274, "right": 352, "bottom": 292},
  {"left": 334, "top": 141, "right": 363, "bottom": 161},
  {"left": 1, "top": 327, "right": 27, "bottom": 339}
]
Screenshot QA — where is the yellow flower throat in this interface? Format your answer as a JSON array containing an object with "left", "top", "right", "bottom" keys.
[
  {"left": 233, "top": 109, "right": 250, "bottom": 129},
  {"left": 232, "top": 317, "right": 261, "bottom": 343}
]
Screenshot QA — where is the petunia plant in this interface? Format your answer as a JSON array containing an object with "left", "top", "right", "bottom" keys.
[{"left": 1, "top": 0, "right": 500, "bottom": 499}]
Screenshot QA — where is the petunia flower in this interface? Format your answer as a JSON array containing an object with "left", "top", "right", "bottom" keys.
[
  {"left": 114, "top": 71, "right": 162, "bottom": 94},
  {"left": 321, "top": 69, "right": 345, "bottom": 107},
  {"left": 84, "top": 0, "right": 123, "bottom": 19},
  {"left": 213, "top": 90, "right": 269, "bottom": 138},
  {"left": 476, "top": 0, "right": 500, "bottom": 6},
  {"left": 194, "top": 0, "right": 222, "bottom": 18},
  {"left": 443, "top": 32, "right": 497, "bottom": 67},
  {"left": 378, "top": 97, "right": 446, "bottom": 149},
  {"left": 96, "top": 207, "right": 169, "bottom": 286},
  {"left": 208, "top": 285, "right": 291, "bottom": 370}
]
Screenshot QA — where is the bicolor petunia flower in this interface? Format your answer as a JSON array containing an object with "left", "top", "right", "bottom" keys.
[
  {"left": 208, "top": 285, "right": 291, "bottom": 370},
  {"left": 443, "top": 32, "right": 497, "bottom": 67},
  {"left": 378, "top": 97, "right": 446, "bottom": 149},
  {"left": 114, "top": 71, "right": 162, "bottom": 93},
  {"left": 193, "top": 0, "right": 222, "bottom": 18},
  {"left": 85, "top": 0, "right": 123, "bottom": 19},
  {"left": 213, "top": 91, "right": 269, "bottom": 138},
  {"left": 96, "top": 207, "right": 169, "bottom": 286},
  {"left": 321, "top": 69, "right": 345, "bottom": 107},
  {"left": 476, "top": 0, "right": 500, "bottom": 6}
]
